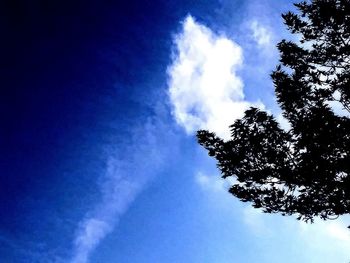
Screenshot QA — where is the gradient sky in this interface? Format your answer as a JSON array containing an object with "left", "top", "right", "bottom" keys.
[{"left": 2, "top": 1, "right": 350, "bottom": 262}]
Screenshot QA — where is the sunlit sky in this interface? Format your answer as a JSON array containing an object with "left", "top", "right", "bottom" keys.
[{"left": 2, "top": 0, "right": 350, "bottom": 262}]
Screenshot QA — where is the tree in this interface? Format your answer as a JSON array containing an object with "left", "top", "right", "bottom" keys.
[{"left": 197, "top": 0, "right": 350, "bottom": 225}]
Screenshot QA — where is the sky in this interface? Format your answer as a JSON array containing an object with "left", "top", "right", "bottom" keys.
[{"left": 1, "top": 0, "right": 350, "bottom": 262}]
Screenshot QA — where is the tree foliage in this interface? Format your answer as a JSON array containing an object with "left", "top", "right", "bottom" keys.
[{"left": 197, "top": 0, "right": 350, "bottom": 224}]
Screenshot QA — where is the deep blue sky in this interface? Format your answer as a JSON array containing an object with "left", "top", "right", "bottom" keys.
[{"left": 1, "top": 1, "right": 349, "bottom": 262}]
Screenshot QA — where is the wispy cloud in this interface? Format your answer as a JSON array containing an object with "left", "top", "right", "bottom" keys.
[
  {"left": 72, "top": 219, "right": 113, "bottom": 263},
  {"left": 195, "top": 168, "right": 350, "bottom": 260},
  {"left": 249, "top": 20, "right": 273, "bottom": 50},
  {"left": 70, "top": 116, "right": 174, "bottom": 263},
  {"left": 195, "top": 172, "right": 229, "bottom": 193},
  {"left": 168, "top": 15, "right": 263, "bottom": 140},
  {"left": 194, "top": 171, "right": 268, "bottom": 235}
]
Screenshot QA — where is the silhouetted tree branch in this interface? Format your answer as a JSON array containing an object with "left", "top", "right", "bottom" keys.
[{"left": 197, "top": 0, "right": 350, "bottom": 227}]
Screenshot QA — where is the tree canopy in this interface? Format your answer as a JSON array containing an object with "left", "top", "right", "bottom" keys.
[{"left": 197, "top": 0, "right": 350, "bottom": 225}]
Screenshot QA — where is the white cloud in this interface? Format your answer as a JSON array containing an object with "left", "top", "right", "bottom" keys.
[
  {"left": 195, "top": 172, "right": 230, "bottom": 193},
  {"left": 249, "top": 20, "right": 273, "bottom": 49},
  {"left": 70, "top": 117, "right": 174, "bottom": 263},
  {"left": 195, "top": 171, "right": 270, "bottom": 235},
  {"left": 168, "top": 15, "right": 263, "bottom": 140},
  {"left": 325, "top": 221, "right": 350, "bottom": 242},
  {"left": 72, "top": 219, "right": 112, "bottom": 263},
  {"left": 295, "top": 217, "right": 350, "bottom": 261},
  {"left": 276, "top": 113, "right": 292, "bottom": 131},
  {"left": 195, "top": 169, "right": 350, "bottom": 255},
  {"left": 70, "top": 171, "right": 141, "bottom": 263},
  {"left": 242, "top": 206, "right": 269, "bottom": 235}
]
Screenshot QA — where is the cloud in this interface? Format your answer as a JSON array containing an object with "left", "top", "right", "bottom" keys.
[
  {"left": 249, "top": 20, "right": 273, "bottom": 50},
  {"left": 324, "top": 220, "right": 350, "bottom": 242},
  {"left": 70, "top": 169, "right": 141, "bottom": 263},
  {"left": 242, "top": 206, "right": 269, "bottom": 235},
  {"left": 297, "top": 216, "right": 350, "bottom": 242},
  {"left": 195, "top": 172, "right": 230, "bottom": 193},
  {"left": 168, "top": 15, "right": 262, "bottom": 140},
  {"left": 72, "top": 219, "right": 113, "bottom": 263},
  {"left": 276, "top": 113, "right": 292, "bottom": 131},
  {"left": 195, "top": 170, "right": 350, "bottom": 256},
  {"left": 69, "top": 116, "right": 174, "bottom": 263},
  {"left": 195, "top": 171, "right": 269, "bottom": 235}
]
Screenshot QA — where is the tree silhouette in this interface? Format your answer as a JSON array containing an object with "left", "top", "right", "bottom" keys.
[{"left": 197, "top": 0, "right": 350, "bottom": 225}]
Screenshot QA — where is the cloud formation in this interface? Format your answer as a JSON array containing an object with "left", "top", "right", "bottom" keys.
[
  {"left": 195, "top": 168, "right": 350, "bottom": 260},
  {"left": 249, "top": 20, "right": 273, "bottom": 49},
  {"left": 70, "top": 117, "right": 173, "bottom": 263},
  {"left": 195, "top": 172, "right": 230, "bottom": 193},
  {"left": 168, "top": 16, "right": 262, "bottom": 140}
]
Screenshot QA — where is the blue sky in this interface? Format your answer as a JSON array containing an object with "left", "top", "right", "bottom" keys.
[{"left": 2, "top": 1, "right": 350, "bottom": 262}]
